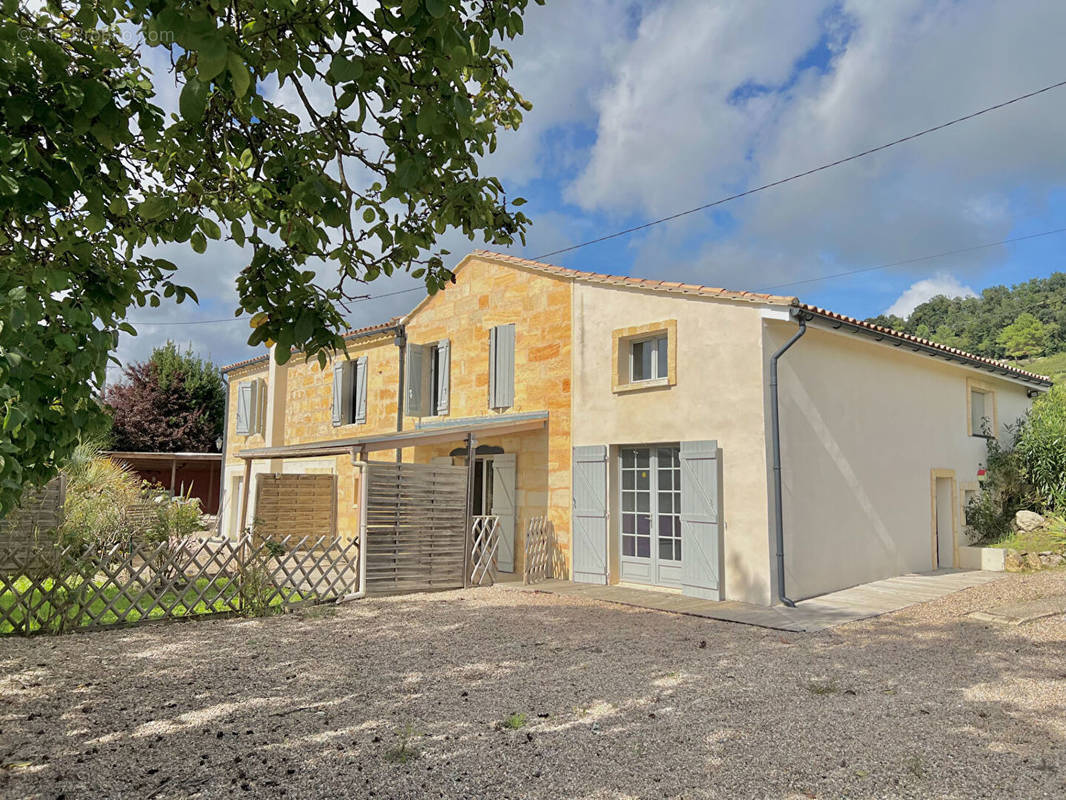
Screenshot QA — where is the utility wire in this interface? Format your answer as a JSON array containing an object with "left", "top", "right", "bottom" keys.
[
  {"left": 532, "top": 78, "right": 1066, "bottom": 260},
  {"left": 759, "top": 226, "right": 1066, "bottom": 292},
  {"left": 127, "top": 78, "right": 1066, "bottom": 326}
]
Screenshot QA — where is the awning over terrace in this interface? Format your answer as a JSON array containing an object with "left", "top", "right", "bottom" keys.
[{"left": 236, "top": 410, "right": 549, "bottom": 461}]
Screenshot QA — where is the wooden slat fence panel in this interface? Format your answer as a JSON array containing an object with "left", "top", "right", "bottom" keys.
[
  {"left": 253, "top": 474, "right": 338, "bottom": 545},
  {"left": 524, "top": 516, "right": 563, "bottom": 585},
  {"left": 0, "top": 533, "right": 359, "bottom": 636},
  {"left": 363, "top": 461, "right": 468, "bottom": 595},
  {"left": 0, "top": 476, "right": 66, "bottom": 573}
]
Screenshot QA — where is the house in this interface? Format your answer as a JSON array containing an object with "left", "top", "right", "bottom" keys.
[{"left": 219, "top": 251, "right": 1050, "bottom": 605}]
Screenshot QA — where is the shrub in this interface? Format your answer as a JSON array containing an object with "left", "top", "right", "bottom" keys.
[
  {"left": 1016, "top": 384, "right": 1066, "bottom": 510},
  {"left": 143, "top": 486, "right": 204, "bottom": 544},
  {"left": 60, "top": 441, "right": 143, "bottom": 550},
  {"left": 966, "top": 425, "right": 1035, "bottom": 543}
]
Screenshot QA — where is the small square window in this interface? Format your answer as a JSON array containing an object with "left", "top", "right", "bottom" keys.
[{"left": 630, "top": 335, "right": 668, "bottom": 382}]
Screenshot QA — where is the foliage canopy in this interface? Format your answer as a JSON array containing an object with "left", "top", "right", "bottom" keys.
[{"left": 0, "top": 0, "right": 540, "bottom": 513}]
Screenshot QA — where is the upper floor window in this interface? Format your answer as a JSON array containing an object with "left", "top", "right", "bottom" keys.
[
  {"left": 612, "top": 320, "right": 677, "bottom": 393},
  {"left": 406, "top": 339, "right": 450, "bottom": 417},
  {"left": 966, "top": 379, "right": 997, "bottom": 438},
  {"left": 630, "top": 335, "right": 668, "bottom": 382},
  {"left": 332, "top": 357, "right": 368, "bottom": 426},
  {"left": 235, "top": 378, "right": 266, "bottom": 436}
]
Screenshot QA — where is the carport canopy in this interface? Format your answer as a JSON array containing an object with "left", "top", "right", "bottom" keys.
[
  {"left": 236, "top": 410, "right": 548, "bottom": 462},
  {"left": 233, "top": 411, "right": 549, "bottom": 545}
]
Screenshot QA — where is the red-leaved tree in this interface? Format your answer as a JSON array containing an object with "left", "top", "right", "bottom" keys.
[{"left": 105, "top": 343, "right": 224, "bottom": 452}]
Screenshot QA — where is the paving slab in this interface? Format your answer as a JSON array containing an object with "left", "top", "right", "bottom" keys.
[
  {"left": 967, "top": 593, "right": 1066, "bottom": 625},
  {"left": 509, "top": 569, "right": 1004, "bottom": 632}
]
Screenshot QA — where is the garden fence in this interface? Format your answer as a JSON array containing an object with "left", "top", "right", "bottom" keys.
[{"left": 0, "top": 533, "right": 360, "bottom": 636}]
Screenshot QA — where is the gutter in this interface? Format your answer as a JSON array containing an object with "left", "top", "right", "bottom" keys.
[
  {"left": 340, "top": 453, "right": 370, "bottom": 601},
  {"left": 769, "top": 310, "right": 809, "bottom": 608}
]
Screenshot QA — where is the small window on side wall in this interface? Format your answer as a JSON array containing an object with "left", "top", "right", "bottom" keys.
[{"left": 967, "top": 379, "right": 996, "bottom": 438}]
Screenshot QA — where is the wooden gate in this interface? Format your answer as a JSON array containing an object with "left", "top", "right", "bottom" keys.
[{"left": 363, "top": 461, "right": 468, "bottom": 595}]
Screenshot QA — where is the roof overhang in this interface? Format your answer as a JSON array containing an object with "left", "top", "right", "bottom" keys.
[
  {"left": 795, "top": 306, "right": 1053, "bottom": 390},
  {"left": 237, "top": 411, "right": 549, "bottom": 461},
  {"left": 105, "top": 451, "right": 223, "bottom": 462}
]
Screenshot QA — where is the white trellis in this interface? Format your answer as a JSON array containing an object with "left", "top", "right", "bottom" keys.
[{"left": 469, "top": 515, "right": 501, "bottom": 586}]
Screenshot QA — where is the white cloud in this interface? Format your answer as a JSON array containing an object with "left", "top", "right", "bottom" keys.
[
  {"left": 565, "top": 0, "right": 1066, "bottom": 290},
  {"left": 884, "top": 273, "right": 977, "bottom": 318}
]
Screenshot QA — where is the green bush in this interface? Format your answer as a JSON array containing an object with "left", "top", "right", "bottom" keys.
[
  {"left": 143, "top": 486, "right": 204, "bottom": 544},
  {"left": 60, "top": 441, "right": 143, "bottom": 550},
  {"left": 966, "top": 426, "right": 1035, "bottom": 543},
  {"left": 1016, "top": 384, "right": 1066, "bottom": 510}
]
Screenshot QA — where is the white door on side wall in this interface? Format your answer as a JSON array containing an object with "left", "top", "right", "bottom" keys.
[{"left": 491, "top": 454, "right": 517, "bottom": 572}]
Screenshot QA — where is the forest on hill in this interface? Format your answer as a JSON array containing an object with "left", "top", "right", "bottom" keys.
[{"left": 866, "top": 272, "right": 1066, "bottom": 365}]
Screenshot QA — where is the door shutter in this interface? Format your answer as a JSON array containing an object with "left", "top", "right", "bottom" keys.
[
  {"left": 235, "top": 382, "right": 251, "bottom": 435},
  {"left": 489, "top": 324, "right": 515, "bottom": 409},
  {"left": 490, "top": 454, "right": 517, "bottom": 572},
  {"left": 679, "top": 440, "right": 721, "bottom": 600},
  {"left": 572, "top": 445, "right": 608, "bottom": 584},
  {"left": 354, "top": 357, "right": 368, "bottom": 424},
  {"left": 405, "top": 343, "right": 427, "bottom": 416},
  {"left": 435, "top": 339, "right": 450, "bottom": 415}
]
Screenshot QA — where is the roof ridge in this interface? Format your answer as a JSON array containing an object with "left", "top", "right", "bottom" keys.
[
  {"left": 219, "top": 318, "right": 399, "bottom": 373},
  {"left": 470, "top": 249, "right": 798, "bottom": 305}
]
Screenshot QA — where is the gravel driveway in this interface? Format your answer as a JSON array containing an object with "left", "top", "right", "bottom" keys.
[{"left": 2, "top": 570, "right": 1065, "bottom": 799}]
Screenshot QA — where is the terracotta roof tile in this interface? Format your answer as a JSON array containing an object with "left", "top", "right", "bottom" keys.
[
  {"left": 220, "top": 319, "right": 400, "bottom": 373},
  {"left": 799, "top": 304, "right": 1052, "bottom": 385},
  {"left": 469, "top": 250, "right": 798, "bottom": 305}
]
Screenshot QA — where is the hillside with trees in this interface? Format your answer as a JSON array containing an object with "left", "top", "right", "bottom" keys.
[{"left": 866, "top": 273, "right": 1066, "bottom": 367}]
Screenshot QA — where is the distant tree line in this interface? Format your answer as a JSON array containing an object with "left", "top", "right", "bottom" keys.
[{"left": 866, "top": 272, "right": 1066, "bottom": 360}]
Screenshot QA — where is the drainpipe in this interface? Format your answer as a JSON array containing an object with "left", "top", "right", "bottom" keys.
[
  {"left": 215, "top": 373, "right": 230, "bottom": 537},
  {"left": 770, "top": 310, "right": 808, "bottom": 608},
  {"left": 394, "top": 327, "right": 407, "bottom": 463}
]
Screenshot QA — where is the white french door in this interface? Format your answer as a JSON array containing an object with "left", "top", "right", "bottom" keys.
[{"left": 619, "top": 446, "right": 682, "bottom": 587}]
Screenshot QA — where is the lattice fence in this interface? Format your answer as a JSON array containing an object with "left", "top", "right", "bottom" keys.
[
  {"left": 470, "top": 515, "right": 500, "bottom": 586},
  {"left": 0, "top": 534, "right": 359, "bottom": 636},
  {"left": 524, "top": 516, "right": 563, "bottom": 585}
]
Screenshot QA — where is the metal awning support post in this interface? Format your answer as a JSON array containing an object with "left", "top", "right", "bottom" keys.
[
  {"left": 237, "top": 457, "right": 252, "bottom": 536},
  {"left": 463, "top": 432, "right": 476, "bottom": 588}
]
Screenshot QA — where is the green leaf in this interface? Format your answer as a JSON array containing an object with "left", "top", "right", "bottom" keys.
[
  {"left": 197, "top": 40, "right": 229, "bottom": 82},
  {"left": 362, "top": 208, "right": 375, "bottom": 224},
  {"left": 231, "top": 220, "right": 246, "bottom": 247},
  {"left": 190, "top": 232, "right": 207, "bottom": 253},
  {"left": 228, "top": 53, "right": 251, "bottom": 97},
  {"left": 139, "top": 196, "right": 168, "bottom": 220},
  {"left": 179, "top": 77, "right": 210, "bottom": 122},
  {"left": 199, "top": 218, "right": 222, "bottom": 240},
  {"left": 328, "top": 55, "right": 364, "bottom": 82},
  {"left": 426, "top": 0, "right": 447, "bottom": 19}
]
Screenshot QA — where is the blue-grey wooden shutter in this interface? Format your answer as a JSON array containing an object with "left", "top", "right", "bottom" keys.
[
  {"left": 572, "top": 445, "right": 608, "bottom": 584},
  {"left": 680, "top": 440, "right": 721, "bottom": 600},
  {"left": 491, "top": 324, "right": 515, "bottom": 409},
  {"left": 435, "top": 339, "right": 450, "bottom": 415},
  {"left": 332, "top": 362, "right": 345, "bottom": 426},
  {"left": 235, "top": 382, "right": 251, "bottom": 435},
  {"left": 488, "top": 327, "right": 498, "bottom": 409},
  {"left": 405, "top": 343, "right": 427, "bottom": 416},
  {"left": 354, "top": 357, "right": 368, "bottom": 424}
]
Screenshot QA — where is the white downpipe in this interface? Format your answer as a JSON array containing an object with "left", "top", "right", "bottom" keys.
[{"left": 340, "top": 457, "right": 369, "bottom": 601}]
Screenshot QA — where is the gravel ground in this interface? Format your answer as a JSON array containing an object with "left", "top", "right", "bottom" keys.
[{"left": 2, "top": 570, "right": 1065, "bottom": 800}]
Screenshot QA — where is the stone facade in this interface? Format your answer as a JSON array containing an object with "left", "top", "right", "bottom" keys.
[{"left": 222, "top": 254, "right": 574, "bottom": 575}]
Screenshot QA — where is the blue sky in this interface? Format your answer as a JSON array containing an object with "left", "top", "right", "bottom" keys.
[{"left": 115, "top": 0, "right": 1066, "bottom": 374}]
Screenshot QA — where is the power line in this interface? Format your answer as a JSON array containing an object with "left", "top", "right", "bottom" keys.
[
  {"left": 759, "top": 226, "right": 1066, "bottom": 292},
  {"left": 532, "top": 78, "right": 1066, "bottom": 260}
]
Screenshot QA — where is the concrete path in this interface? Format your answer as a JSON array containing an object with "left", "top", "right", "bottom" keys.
[{"left": 507, "top": 569, "right": 1004, "bottom": 632}]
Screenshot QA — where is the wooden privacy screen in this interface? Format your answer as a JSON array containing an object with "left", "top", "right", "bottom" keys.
[
  {"left": 254, "top": 473, "right": 338, "bottom": 544},
  {"left": 363, "top": 461, "right": 468, "bottom": 595},
  {"left": 0, "top": 475, "right": 66, "bottom": 573}
]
